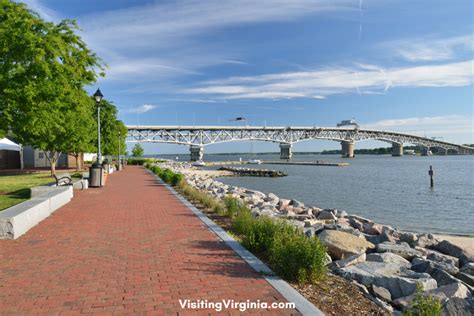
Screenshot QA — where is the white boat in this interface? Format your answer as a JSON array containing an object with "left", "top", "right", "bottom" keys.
[
  {"left": 247, "top": 159, "right": 262, "bottom": 164},
  {"left": 192, "top": 160, "right": 206, "bottom": 167}
]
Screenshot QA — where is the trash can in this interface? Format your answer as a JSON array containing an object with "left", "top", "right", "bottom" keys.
[{"left": 89, "top": 165, "right": 104, "bottom": 187}]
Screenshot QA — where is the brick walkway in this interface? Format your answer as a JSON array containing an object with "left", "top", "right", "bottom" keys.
[{"left": 0, "top": 166, "right": 299, "bottom": 315}]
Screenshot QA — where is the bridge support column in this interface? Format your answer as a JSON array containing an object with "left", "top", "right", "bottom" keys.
[
  {"left": 420, "top": 146, "right": 430, "bottom": 156},
  {"left": 279, "top": 143, "right": 293, "bottom": 160},
  {"left": 392, "top": 143, "right": 403, "bottom": 157},
  {"left": 341, "top": 141, "right": 355, "bottom": 158},
  {"left": 190, "top": 145, "right": 204, "bottom": 161}
]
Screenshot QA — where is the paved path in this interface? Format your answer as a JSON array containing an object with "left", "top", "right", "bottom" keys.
[{"left": 0, "top": 166, "right": 298, "bottom": 315}]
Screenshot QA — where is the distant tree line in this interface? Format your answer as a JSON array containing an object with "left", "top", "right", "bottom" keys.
[{"left": 0, "top": 1, "right": 126, "bottom": 174}]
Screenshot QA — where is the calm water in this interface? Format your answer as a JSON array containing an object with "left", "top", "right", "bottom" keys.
[{"left": 160, "top": 153, "right": 474, "bottom": 235}]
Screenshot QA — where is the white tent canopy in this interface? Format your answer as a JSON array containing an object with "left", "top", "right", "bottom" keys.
[{"left": 0, "top": 138, "right": 21, "bottom": 151}]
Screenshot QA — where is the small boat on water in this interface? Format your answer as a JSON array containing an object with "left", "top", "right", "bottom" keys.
[
  {"left": 247, "top": 159, "right": 262, "bottom": 164},
  {"left": 192, "top": 160, "right": 206, "bottom": 167}
]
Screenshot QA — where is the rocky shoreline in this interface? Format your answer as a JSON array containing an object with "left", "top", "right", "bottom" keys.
[{"left": 163, "top": 162, "right": 474, "bottom": 315}]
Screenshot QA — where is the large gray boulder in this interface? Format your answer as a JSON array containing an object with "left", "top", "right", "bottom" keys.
[
  {"left": 338, "top": 261, "right": 437, "bottom": 300},
  {"left": 335, "top": 253, "right": 366, "bottom": 268},
  {"left": 427, "top": 249, "right": 460, "bottom": 268},
  {"left": 433, "top": 240, "right": 474, "bottom": 266},
  {"left": 431, "top": 268, "right": 462, "bottom": 287},
  {"left": 441, "top": 297, "right": 474, "bottom": 316},
  {"left": 366, "top": 252, "right": 411, "bottom": 268},
  {"left": 318, "top": 230, "right": 375, "bottom": 260},
  {"left": 317, "top": 210, "right": 337, "bottom": 221},
  {"left": 393, "top": 282, "right": 471, "bottom": 311},
  {"left": 412, "top": 258, "right": 460, "bottom": 276},
  {"left": 460, "top": 263, "right": 474, "bottom": 276},
  {"left": 289, "top": 199, "right": 304, "bottom": 208},
  {"left": 376, "top": 242, "right": 422, "bottom": 260},
  {"left": 415, "top": 234, "right": 439, "bottom": 248},
  {"left": 457, "top": 272, "right": 474, "bottom": 287}
]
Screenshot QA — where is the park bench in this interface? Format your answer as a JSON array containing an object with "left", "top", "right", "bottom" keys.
[{"left": 53, "top": 173, "right": 73, "bottom": 186}]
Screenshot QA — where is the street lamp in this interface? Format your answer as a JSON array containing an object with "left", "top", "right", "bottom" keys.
[
  {"left": 93, "top": 88, "right": 103, "bottom": 163},
  {"left": 118, "top": 129, "right": 121, "bottom": 170}
]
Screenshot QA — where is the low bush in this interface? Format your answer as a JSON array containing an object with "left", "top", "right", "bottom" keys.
[
  {"left": 127, "top": 158, "right": 149, "bottom": 165},
  {"left": 270, "top": 229, "right": 327, "bottom": 284},
  {"left": 404, "top": 284, "right": 442, "bottom": 316}
]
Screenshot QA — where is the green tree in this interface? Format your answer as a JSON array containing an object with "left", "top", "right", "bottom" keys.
[
  {"left": 91, "top": 99, "right": 127, "bottom": 158},
  {"left": 132, "top": 144, "right": 144, "bottom": 157},
  {"left": 0, "top": 0, "right": 104, "bottom": 175},
  {"left": 64, "top": 92, "right": 96, "bottom": 171}
]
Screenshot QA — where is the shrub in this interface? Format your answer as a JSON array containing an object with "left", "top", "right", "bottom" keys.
[
  {"left": 171, "top": 173, "right": 184, "bottom": 187},
  {"left": 242, "top": 216, "right": 282, "bottom": 254},
  {"left": 127, "top": 158, "right": 149, "bottom": 165},
  {"left": 159, "top": 169, "right": 174, "bottom": 184},
  {"left": 269, "top": 230, "right": 327, "bottom": 284},
  {"left": 231, "top": 206, "right": 254, "bottom": 236},
  {"left": 224, "top": 196, "right": 245, "bottom": 218},
  {"left": 404, "top": 284, "right": 442, "bottom": 316}
]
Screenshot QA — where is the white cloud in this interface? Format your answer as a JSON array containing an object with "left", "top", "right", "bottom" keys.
[
  {"left": 184, "top": 60, "right": 474, "bottom": 99},
  {"left": 362, "top": 115, "right": 474, "bottom": 141},
  {"left": 127, "top": 104, "right": 157, "bottom": 114},
  {"left": 386, "top": 35, "right": 474, "bottom": 62},
  {"left": 74, "top": 0, "right": 355, "bottom": 80}
]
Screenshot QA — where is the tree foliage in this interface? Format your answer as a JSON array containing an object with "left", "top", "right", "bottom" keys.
[
  {"left": 0, "top": 1, "right": 103, "bottom": 173},
  {"left": 0, "top": 1, "right": 129, "bottom": 175},
  {"left": 90, "top": 98, "right": 127, "bottom": 157},
  {"left": 132, "top": 143, "right": 144, "bottom": 157}
]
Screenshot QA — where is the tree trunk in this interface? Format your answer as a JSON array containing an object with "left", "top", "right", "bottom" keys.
[
  {"left": 45, "top": 151, "right": 58, "bottom": 176},
  {"left": 74, "top": 154, "right": 80, "bottom": 172},
  {"left": 50, "top": 161, "right": 56, "bottom": 176}
]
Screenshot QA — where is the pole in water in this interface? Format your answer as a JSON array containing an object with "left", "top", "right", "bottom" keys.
[{"left": 429, "top": 165, "right": 434, "bottom": 188}]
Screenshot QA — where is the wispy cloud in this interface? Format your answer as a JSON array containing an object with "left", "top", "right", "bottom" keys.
[
  {"left": 184, "top": 60, "right": 474, "bottom": 99},
  {"left": 362, "top": 115, "right": 474, "bottom": 140},
  {"left": 75, "top": 0, "right": 355, "bottom": 80},
  {"left": 126, "top": 104, "right": 157, "bottom": 114},
  {"left": 18, "top": 0, "right": 59, "bottom": 22},
  {"left": 385, "top": 35, "right": 473, "bottom": 62}
]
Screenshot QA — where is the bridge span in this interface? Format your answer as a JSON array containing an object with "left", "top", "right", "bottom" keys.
[{"left": 126, "top": 125, "right": 474, "bottom": 161}]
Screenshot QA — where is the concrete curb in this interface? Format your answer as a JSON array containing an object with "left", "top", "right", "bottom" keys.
[
  {"left": 148, "top": 170, "right": 324, "bottom": 316},
  {"left": 0, "top": 186, "right": 73, "bottom": 239}
]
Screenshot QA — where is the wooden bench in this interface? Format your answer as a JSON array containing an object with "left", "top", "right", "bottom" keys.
[{"left": 54, "top": 173, "right": 73, "bottom": 186}]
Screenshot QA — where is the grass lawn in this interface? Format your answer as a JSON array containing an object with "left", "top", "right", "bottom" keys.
[{"left": 0, "top": 173, "right": 55, "bottom": 211}]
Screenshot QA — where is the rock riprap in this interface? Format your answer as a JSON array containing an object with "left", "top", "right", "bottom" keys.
[{"left": 153, "top": 161, "right": 474, "bottom": 314}]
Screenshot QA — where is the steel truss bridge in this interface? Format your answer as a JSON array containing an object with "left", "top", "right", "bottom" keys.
[{"left": 126, "top": 125, "right": 474, "bottom": 160}]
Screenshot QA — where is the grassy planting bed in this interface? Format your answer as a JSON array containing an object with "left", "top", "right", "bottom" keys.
[
  {"left": 147, "top": 163, "right": 389, "bottom": 315},
  {"left": 0, "top": 173, "right": 54, "bottom": 211}
]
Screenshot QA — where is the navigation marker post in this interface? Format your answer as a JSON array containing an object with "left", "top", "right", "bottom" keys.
[{"left": 429, "top": 165, "right": 434, "bottom": 188}]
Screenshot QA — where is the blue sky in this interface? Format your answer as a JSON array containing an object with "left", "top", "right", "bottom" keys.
[{"left": 22, "top": 0, "right": 473, "bottom": 154}]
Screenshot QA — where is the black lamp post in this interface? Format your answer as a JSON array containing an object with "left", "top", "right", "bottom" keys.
[
  {"left": 93, "top": 88, "right": 103, "bottom": 163},
  {"left": 118, "top": 129, "right": 121, "bottom": 170}
]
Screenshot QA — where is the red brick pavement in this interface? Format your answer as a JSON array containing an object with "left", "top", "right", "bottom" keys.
[{"left": 0, "top": 166, "right": 299, "bottom": 315}]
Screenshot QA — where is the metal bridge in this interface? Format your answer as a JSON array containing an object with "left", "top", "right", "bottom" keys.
[{"left": 126, "top": 125, "right": 474, "bottom": 160}]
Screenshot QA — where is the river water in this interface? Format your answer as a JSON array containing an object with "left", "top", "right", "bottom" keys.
[{"left": 160, "top": 153, "right": 474, "bottom": 235}]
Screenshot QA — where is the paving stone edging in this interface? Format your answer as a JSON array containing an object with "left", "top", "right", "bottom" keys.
[
  {"left": 149, "top": 171, "right": 324, "bottom": 316},
  {"left": 0, "top": 186, "right": 73, "bottom": 240}
]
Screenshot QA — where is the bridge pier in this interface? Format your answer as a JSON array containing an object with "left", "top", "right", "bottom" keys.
[
  {"left": 420, "top": 146, "right": 430, "bottom": 156},
  {"left": 392, "top": 143, "right": 403, "bottom": 157},
  {"left": 279, "top": 143, "right": 293, "bottom": 160},
  {"left": 190, "top": 145, "right": 204, "bottom": 161},
  {"left": 341, "top": 141, "right": 355, "bottom": 158}
]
